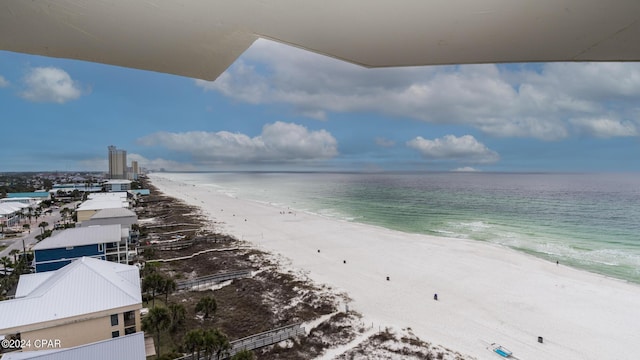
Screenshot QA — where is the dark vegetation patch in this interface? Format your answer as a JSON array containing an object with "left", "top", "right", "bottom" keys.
[{"left": 138, "top": 178, "right": 340, "bottom": 358}]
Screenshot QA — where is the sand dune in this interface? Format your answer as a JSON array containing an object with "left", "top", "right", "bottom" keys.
[{"left": 150, "top": 173, "right": 640, "bottom": 360}]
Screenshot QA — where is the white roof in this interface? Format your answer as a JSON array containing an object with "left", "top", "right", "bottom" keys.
[
  {"left": 88, "top": 193, "right": 127, "bottom": 200},
  {"left": 104, "top": 180, "right": 132, "bottom": 185},
  {"left": 0, "top": 198, "right": 35, "bottom": 203},
  {"left": 0, "top": 203, "right": 28, "bottom": 216},
  {"left": 15, "top": 272, "right": 55, "bottom": 298},
  {"left": 77, "top": 200, "right": 127, "bottom": 211},
  {"left": 90, "top": 208, "right": 137, "bottom": 220},
  {"left": 32, "top": 225, "right": 122, "bottom": 251},
  {"left": 0, "top": 257, "right": 141, "bottom": 332},
  {"left": 0, "top": 202, "right": 29, "bottom": 211},
  {"left": 0, "top": 332, "right": 145, "bottom": 360}
]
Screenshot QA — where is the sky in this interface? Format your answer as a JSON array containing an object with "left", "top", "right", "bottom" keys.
[{"left": 1, "top": 39, "right": 640, "bottom": 173}]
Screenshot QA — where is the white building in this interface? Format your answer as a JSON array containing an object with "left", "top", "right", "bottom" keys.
[
  {"left": 0, "top": 332, "right": 146, "bottom": 360},
  {"left": 0, "top": 257, "right": 142, "bottom": 350}
]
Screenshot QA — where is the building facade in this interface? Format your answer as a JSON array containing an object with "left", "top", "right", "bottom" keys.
[
  {"left": 108, "top": 145, "right": 127, "bottom": 180},
  {"left": 0, "top": 257, "right": 142, "bottom": 351},
  {"left": 130, "top": 160, "right": 139, "bottom": 180},
  {"left": 32, "top": 225, "right": 131, "bottom": 272}
]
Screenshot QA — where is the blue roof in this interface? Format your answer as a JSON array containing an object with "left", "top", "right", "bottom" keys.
[{"left": 7, "top": 192, "right": 50, "bottom": 198}]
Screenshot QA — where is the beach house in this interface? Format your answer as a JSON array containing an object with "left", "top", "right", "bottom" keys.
[
  {"left": 103, "top": 179, "right": 132, "bottom": 192},
  {"left": 0, "top": 202, "right": 29, "bottom": 228},
  {"left": 76, "top": 193, "right": 129, "bottom": 223},
  {"left": 0, "top": 257, "right": 142, "bottom": 350},
  {"left": 0, "top": 332, "right": 146, "bottom": 360},
  {"left": 81, "top": 208, "right": 138, "bottom": 230},
  {"left": 32, "top": 224, "right": 131, "bottom": 272}
]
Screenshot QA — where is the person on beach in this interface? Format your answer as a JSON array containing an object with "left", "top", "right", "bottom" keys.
[{"left": 434, "top": 293, "right": 438, "bottom": 301}]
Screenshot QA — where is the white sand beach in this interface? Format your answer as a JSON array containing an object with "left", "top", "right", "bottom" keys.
[{"left": 150, "top": 173, "right": 640, "bottom": 360}]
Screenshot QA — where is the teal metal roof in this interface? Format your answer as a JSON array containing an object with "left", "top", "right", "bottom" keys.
[{"left": 7, "top": 192, "right": 50, "bottom": 198}]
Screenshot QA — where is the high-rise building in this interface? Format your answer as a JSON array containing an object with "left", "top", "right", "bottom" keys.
[
  {"left": 131, "top": 160, "right": 139, "bottom": 180},
  {"left": 108, "top": 145, "right": 127, "bottom": 179}
]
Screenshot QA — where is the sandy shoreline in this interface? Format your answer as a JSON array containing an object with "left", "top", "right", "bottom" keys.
[{"left": 149, "top": 173, "right": 640, "bottom": 360}]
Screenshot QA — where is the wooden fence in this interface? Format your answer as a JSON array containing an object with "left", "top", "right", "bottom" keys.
[
  {"left": 174, "top": 323, "right": 305, "bottom": 360},
  {"left": 176, "top": 269, "right": 253, "bottom": 291}
]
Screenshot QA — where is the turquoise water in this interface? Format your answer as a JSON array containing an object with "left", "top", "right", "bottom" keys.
[{"left": 162, "top": 172, "right": 640, "bottom": 284}]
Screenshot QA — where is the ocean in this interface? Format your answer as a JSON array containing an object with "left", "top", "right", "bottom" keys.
[{"left": 161, "top": 171, "right": 640, "bottom": 284}]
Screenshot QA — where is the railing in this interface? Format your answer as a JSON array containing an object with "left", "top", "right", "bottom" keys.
[
  {"left": 138, "top": 239, "right": 195, "bottom": 251},
  {"left": 176, "top": 270, "right": 253, "bottom": 291},
  {"left": 228, "top": 323, "right": 305, "bottom": 356},
  {"left": 174, "top": 323, "right": 305, "bottom": 360}
]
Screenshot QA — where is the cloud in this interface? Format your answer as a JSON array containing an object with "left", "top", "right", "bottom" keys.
[
  {"left": 198, "top": 39, "right": 640, "bottom": 140},
  {"left": 375, "top": 137, "right": 396, "bottom": 148},
  {"left": 569, "top": 118, "right": 637, "bottom": 138},
  {"left": 407, "top": 135, "right": 499, "bottom": 164},
  {"left": 452, "top": 167, "right": 479, "bottom": 172},
  {"left": 138, "top": 121, "right": 338, "bottom": 163},
  {"left": 0, "top": 75, "right": 9, "bottom": 87},
  {"left": 77, "top": 154, "right": 196, "bottom": 172},
  {"left": 20, "top": 67, "right": 83, "bottom": 103},
  {"left": 127, "top": 153, "right": 197, "bottom": 171}
]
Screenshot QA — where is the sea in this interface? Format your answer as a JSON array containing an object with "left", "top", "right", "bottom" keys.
[{"left": 160, "top": 171, "right": 640, "bottom": 284}]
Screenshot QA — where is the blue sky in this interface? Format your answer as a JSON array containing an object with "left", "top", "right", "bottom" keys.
[{"left": 1, "top": 39, "right": 639, "bottom": 172}]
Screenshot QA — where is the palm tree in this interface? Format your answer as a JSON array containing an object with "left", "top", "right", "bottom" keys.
[
  {"left": 195, "top": 296, "right": 217, "bottom": 319},
  {"left": 1, "top": 256, "right": 13, "bottom": 275},
  {"left": 60, "top": 208, "right": 71, "bottom": 224},
  {"left": 142, "top": 306, "right": 171, "bottom": 359},
  {"left": 142, "top": 272, "right": 164, "bottom": 306},
  {"left": 141, "top": 261, "right": 159, "bottom": 277},
  {"left": 168, "top": 302, "right": 186, "bottom": 333},
  {"left": 38, "top": 221, "right": 49, "bottom": 235},
  {"left": 26, "top": 207, "right": 33, "bottom": 223},
  {"left": 203, "top": 328, "right": 230, "bottom": 360},
  {"left": 231, "top": 350, "right": 255, "bottom": 360},
  {"left": 183, "top": 328, "right": 205, "bottom": 359},
  {"left": 22, "top": 223, "right": 30, "bottom": 233},
  {"left": 9, "top": 249, "right": 20, "bottom": 265},
  {"left": 162, "top": 277, "right": 177, "bottom": 303}
]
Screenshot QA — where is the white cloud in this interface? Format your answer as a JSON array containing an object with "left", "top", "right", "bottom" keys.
[
  {"left": 21, "top": 67, "right": 83, "bottom": 103},
  {"left": 198, "top": 39, "right": 640, "bottom": 141},
  {"left": 407, "top": 135, "right": 499, "bottom": 164},
  {"left": 127, "top": 153, "right": 197, "bottom": 171},
  {"left": 0, "top": 75, "right": 9, "bottom": 87},
  {"left": 569, "top": 118, "right": 637, "bottom": 138},
  {"left": 453, "top": 167, "right": 479, "bottom": 172},
  {"left": 138, "top": 121, "right": 338, "bottom": 163}
]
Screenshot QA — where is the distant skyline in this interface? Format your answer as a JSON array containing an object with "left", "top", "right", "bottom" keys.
[{"left": 1, "top": 39, "right": 640, "bottom": 172}]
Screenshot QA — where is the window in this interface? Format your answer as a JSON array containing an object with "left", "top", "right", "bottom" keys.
[
  {"left": 111, "top": 331, "right": 119, "bottom": 338},
  {"left": 110, "top": 314, "right": 119, "bottom": 326},
  {"left": 124, "top": 310, "right": 136, "bottom": 327},
  {"left": 124, "top": 326, "right": 136, "bottom": 335},
  {"left": 98, "top": 243, "right": 104, "bottom": 252}
]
